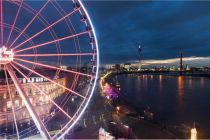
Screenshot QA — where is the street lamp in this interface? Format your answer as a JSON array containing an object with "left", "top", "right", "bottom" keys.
[{"left": 116, "top": 106, "right": 120, "bottom": 111}]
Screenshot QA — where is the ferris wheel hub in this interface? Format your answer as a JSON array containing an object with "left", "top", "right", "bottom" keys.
[{"left": 0, "top": 46, "right": 14, "bottom": 64}]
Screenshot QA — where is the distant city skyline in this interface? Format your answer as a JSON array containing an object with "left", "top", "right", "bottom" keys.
[
  {"left": 102, "top": 56, "right": 210, "bottom": 68},
  {"left": 84, "top": 1, "right": 210, "bottom": 66}
]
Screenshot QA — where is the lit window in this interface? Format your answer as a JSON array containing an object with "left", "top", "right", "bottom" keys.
[
  {"left": 31, "top": 78, "right": 34, "bottom": 83},
  {"left": 15, "top": 100, "right": 19, "bottom": 109},
  {"left": 22, "top": 100, "right": 25, "bottom": 107},
  {"left": 7, "top": 100, "right": 12, "bottom": 110}
]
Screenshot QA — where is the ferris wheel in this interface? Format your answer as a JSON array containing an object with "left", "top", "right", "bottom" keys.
[{"left": 0, "top": 0, "right": 99, "bottom": 139}]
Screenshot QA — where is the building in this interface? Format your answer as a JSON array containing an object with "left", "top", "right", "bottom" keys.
[
  {"left": 124, "top": 63, "right": 131, "bottom": 71},
  {"left": 169, "top": 66, "right": 176, "bottom": 71},
  {"left": 60, "top": 65, "right": 67, "bottom": 70},
  {"left": 0, "top": 77, "right": 66, "bottom": 125},
  {"left": 186, "top": 64, "right": 190, "bottom": 71}
]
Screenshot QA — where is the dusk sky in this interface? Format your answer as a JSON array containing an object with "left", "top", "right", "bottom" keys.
[{"left": 84, "top": 1, "right": 210, "bottom": 67}]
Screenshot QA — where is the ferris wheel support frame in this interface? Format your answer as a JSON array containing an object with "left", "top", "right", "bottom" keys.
[{"left": 6, "top": 64, "right": 51, "bottom": 140}]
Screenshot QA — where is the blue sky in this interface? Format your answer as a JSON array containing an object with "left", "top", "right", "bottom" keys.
[{"left": 84, "top": 1, "right": 210, "bottom": 66}]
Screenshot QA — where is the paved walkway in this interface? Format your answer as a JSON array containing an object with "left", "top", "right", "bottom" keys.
[{"left": 67, "top": 86, "right": 178, "bottom": 139}]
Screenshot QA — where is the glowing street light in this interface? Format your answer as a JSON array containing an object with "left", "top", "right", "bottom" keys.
[
  {"left": 191, "top": 128, "right": 197, "bottom": 140},
  {"left": 116, "top": 106, "right": 120, "bottom": 112}
]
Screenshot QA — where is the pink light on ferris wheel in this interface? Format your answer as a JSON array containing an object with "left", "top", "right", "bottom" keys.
[{"left": 0, "top": 46, "right": 14, "bottom": 64}]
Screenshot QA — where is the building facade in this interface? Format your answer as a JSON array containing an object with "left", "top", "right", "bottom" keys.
[{"left": 0, "top": 77, "right": 66, "bottom": 125}]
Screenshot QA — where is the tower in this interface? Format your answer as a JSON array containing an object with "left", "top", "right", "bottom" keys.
[
  {"left": 179, "top": 52, "right": 183, "bottom": 75},
  {"left": 138, "top": 45, "right": 142, "bottom": 71}
]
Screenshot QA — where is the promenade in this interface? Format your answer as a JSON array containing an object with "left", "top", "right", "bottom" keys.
[{"left": 67, "top": 80, "right": 178, "bottom": 139}]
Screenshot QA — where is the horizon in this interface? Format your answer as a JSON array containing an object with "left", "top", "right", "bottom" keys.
[{"left": 101, "top": 56, "right": 210, "bottom": 68}]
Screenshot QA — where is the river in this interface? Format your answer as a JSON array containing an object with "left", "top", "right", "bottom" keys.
[{"left": 109, "top": 74, "right": 210, "bottom": 138}]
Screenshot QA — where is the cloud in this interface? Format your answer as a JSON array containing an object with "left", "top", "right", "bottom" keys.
[
  {"left": 132, "top": 56, "right": 210, "bottom": 67},
  {"left": 84, "top": 1, "right": 210, "bottom": 66}
]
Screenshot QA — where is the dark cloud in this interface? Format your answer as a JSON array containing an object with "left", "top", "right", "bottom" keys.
[{"left": 84, "top": 1, "right": 210, "bottom": 65}]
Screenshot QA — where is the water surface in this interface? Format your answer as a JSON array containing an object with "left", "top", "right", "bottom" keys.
[{"left": 111, "top": 74, "right": 210, "bottom": 138}]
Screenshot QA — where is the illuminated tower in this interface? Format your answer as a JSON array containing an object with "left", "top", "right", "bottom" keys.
[
  {"left": 179, "top": 52, "right": 183, "bottom": 75},
  {"left": 138, "top": 45, "right": 142, "bottom": 71}
]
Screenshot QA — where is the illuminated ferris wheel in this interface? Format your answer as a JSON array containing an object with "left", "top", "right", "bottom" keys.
[{"left": 0, "top": 0, "right": 99, "bottom": 139}]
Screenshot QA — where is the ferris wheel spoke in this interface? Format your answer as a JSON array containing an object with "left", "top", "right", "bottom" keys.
[
  {"left": 12, "top": 7, "right": 80, "bottom": 50},
  {"left": 11, "top": 63, "right": 74, "bottom": 121},
  {"left": 6, "top": 0, "right": 23, "bottom": 46},
  {"left": 14, "top": 31, "right": 89, "bottom": 53},
  {"left": 12, "top": 61, "right": 87, "bottom": 99},
  {"left": 0, "top": 0, "right": 3, "bottom": 45},
  {"left": 52, "top": 90, "right": 88, "bottom": 139},
  {"left": 15, "top": 53, "right": 94, "bottom": 57},
  {"left": 4, "top": 66, "right": 20, "bottom": 139},
  {"left": 8, "top": 1, "right": 50, "bottom": 48},
  {"left": 5, "top": 64, "right": 51, "bottom": 139},
  {"left": 14, "top": 57, "right": 93, "bottom": 78}
]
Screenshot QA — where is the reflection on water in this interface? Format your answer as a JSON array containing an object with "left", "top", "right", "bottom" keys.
[
  {"left": 159, "top": 75, "right": 163, "bottom": 91},
  {"left": 111, "top": 74, "right": 210, "bottom": 138},
  {"left": 177, "top": 76, "right": 184, "bottom": 96},
  {"left": 189, "top": 76, "right": 192, "bottom": 88},
  {"left": 177, "top": 76, "right": 184, "bottom": 110},
  {"left": 200, "top": 77, "right": 204, "bottom": 88},
  {"left": 136, "top": 76, "right": 141, "bottom": 93}
]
